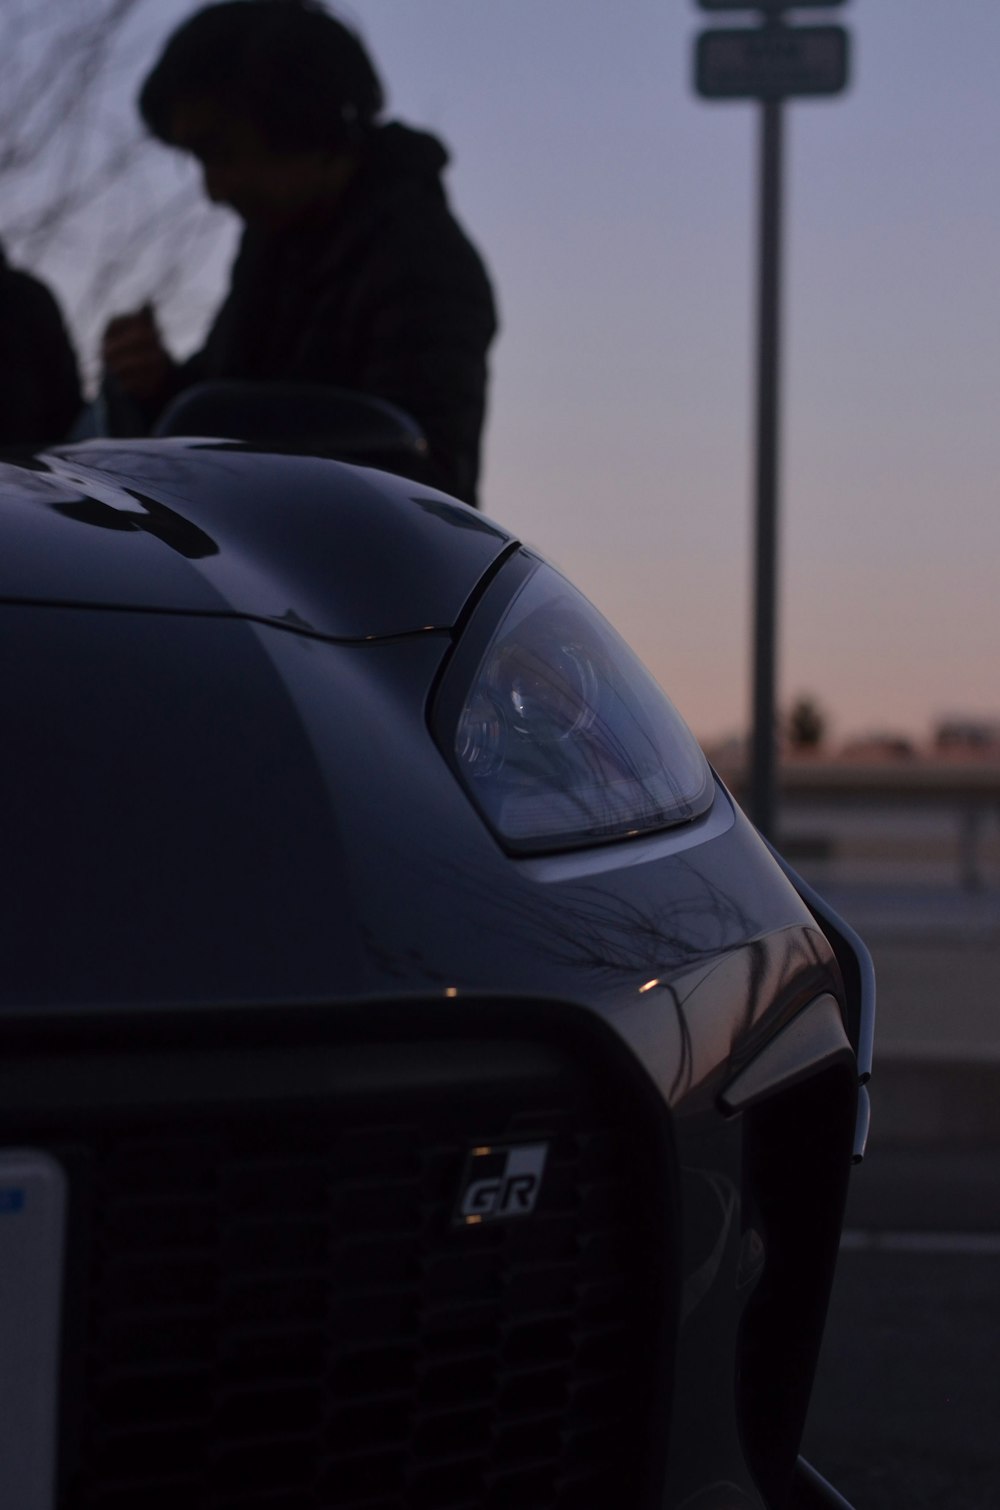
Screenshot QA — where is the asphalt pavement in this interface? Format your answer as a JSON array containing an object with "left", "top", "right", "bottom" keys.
[
  {"left": 795, "top": 878, "right": 1000, "bottom": 1508},
  {"left": 802, "top": 1148, "right": 1000, "bottom": 1509}
]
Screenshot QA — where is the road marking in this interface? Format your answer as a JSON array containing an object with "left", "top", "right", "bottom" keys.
[{"left": 842, "top": 1229, "right": 1000, "bottom": 1256}]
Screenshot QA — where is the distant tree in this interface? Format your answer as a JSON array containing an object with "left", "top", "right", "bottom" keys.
[
  {"left": 1, "top": 2, "right": 144, "bottom": 238},
  {"left": 0, "top": 0, "right": 227, "bottom": 389},
  {"left": 786, "top": 694, "right": 827, "bottom": 751},
  {"left": 934, "top": 717, "right": 1000, "bottom": 752}
]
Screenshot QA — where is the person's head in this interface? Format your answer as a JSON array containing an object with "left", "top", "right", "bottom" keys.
[{"left": 139, "top": 1, "right": 384, "bottom": 226}]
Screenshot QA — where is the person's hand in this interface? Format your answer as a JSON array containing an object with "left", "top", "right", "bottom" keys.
[{"left": 101, "top": 303, "right": 174, "bottom": 404}]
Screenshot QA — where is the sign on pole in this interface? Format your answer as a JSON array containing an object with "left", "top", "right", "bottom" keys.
[
  {"left": 696, "top": 25, "right": 849, "bottom": 100},
  {"left": 698, "top": 0, "right": 846, "bottom": 10}
]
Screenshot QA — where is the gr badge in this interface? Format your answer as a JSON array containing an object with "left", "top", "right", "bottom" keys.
[{"left": 455, "top": 1142, "right": 549, "bottom": 1226}]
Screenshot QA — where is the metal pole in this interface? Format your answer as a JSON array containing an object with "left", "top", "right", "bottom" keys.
[{"left": 749, "top": 89, "right": 784, "bottom": 839}]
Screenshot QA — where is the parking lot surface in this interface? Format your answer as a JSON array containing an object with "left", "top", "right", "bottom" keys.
[
  {"left": 797, "top": 882, "right": 1000, "bottom": 1508},
  {"left": 803, "top": 1148, "right": 1000, "bottom": 1509}
]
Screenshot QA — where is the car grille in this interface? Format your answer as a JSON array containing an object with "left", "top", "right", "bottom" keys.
[{"left": 0, "top": 1006, "right": 676, "bottom": 1510}]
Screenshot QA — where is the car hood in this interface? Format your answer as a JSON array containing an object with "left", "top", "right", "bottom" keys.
[{"left": 0, "top": 439, "right": 513, "bottom": 639}]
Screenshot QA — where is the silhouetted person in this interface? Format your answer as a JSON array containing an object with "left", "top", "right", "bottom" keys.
[
  {"left": 0, "top": 243, "right": 81, "bottom": 449},
  {"left": 102, "top": 0, "right": 497, "bottom": 504}
]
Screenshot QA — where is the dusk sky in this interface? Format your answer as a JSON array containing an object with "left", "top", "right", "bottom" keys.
[{"left": 20, "top": 1, "right": 1000, "bottom": 744}]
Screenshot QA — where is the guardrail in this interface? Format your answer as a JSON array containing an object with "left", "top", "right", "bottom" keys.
[{"left": 716, "top": 760, "right": 1000, "bottom": 891}]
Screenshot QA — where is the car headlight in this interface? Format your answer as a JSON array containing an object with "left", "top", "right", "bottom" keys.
[{"left": 435, "top": 555, "right": 713, "bottom": 854}]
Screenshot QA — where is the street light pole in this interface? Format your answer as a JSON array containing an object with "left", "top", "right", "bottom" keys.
[
  {"left": 694, "top": 5, "right": 850, "bottom": 841},
  {"left": 749, "top": 88, "right": 784, "bottom": 839}
]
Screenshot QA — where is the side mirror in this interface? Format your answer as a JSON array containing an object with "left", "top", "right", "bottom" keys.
[{"left": 153, "top": 380, "right": 429, "bottom": 476}]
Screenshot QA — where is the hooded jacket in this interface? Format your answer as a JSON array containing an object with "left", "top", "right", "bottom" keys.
[{"left": 181, "top": 123, "right": 497, "bottom": 505}]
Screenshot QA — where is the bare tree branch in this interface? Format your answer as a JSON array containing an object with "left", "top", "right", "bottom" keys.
[{"left": 0, "top": 0, "right": 228, "bottom": 390}]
